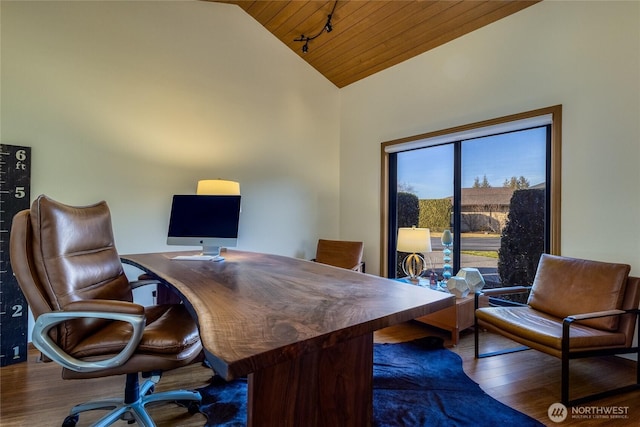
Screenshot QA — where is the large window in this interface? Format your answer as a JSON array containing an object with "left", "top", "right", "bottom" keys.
[{"left": 381, "top": 106, "right": 561, "bottom": 287}]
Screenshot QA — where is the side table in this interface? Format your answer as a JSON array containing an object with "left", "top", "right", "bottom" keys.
[
  {"left": 415, "top": 294, "right": 475, "bottom": 346},
  {"left": 395, "top": 277, "right": 475, "bottom": 346}
]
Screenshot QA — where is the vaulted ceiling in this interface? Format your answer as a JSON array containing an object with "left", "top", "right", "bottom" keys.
[{"left": 208, "top": 1, "right": 540, "bottom": 88}]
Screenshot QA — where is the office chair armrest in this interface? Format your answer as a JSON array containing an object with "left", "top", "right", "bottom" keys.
[
  {"left": 32, "top": 300, "right": 146, "bottom": 374},
  {"left": 119, "top": 258, "right": 162, "bottom": 289},
  {"left": 131, "top": 271, "right": 162, "bottom": 289},
  {"left": 130, "top": 279, "right": 160, "bottom": 289},
  {"left": 351, "top": 262, "right": 365, "bottom": 272},
  {"left": 63, "top": 299, "right": 145, "bottom": 315}
]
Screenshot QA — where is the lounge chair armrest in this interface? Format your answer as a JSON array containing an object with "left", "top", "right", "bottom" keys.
[
  {"left": 478, "top": 286, "right": 532, "bottom": 297},
  {"left": 564, "top": 307, "right": 640, "bottom": 325},
  {"left": 32, "top": 301, "right": 145, "bottom": 374},
  {"left": 565, "top": 309, "right": 626, "bottom": 323},
  {"left": 475, "top": 286, "right": 531, "bottom": 309},
  {"left": 562, "top": 308, "right": 640, "bottom": 349}
]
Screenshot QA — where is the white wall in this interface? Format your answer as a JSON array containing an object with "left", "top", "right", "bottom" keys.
[
  {"left": 340, "top": 0, "right": 640, "bottom": 277},
  {"left": 1, "top": 0, "right": 341, "bottom": 261}
]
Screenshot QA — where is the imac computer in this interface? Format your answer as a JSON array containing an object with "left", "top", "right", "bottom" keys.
[{"left": 167, "top": 194, "right": 241, "bottom": 261}]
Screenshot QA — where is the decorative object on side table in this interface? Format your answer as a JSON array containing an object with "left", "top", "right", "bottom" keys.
[
  {"left": 397, "top": 226, "right": 432, "bottom": 284},
  {"left": 456, "top": 267, "right": 485, "bottom": 293},
  {"left": 446, "top": 276, "right": 470, "bottom": 298},
  {"left": 440, "top": 229, "right": 453, "bottom": 284}
]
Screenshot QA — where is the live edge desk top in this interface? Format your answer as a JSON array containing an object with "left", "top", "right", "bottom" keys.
[{"left": 122, "top": 250, "right": 453, "bottom": 426}]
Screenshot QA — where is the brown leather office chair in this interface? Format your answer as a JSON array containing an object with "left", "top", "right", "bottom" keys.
[
  {"left": 9, "top": 195, "right": 204, "bottom": 427},
  {"left": 313, "top": 239, "right": 365, "bottom": 272},
  {"left": 475, "top": 254, "right": 640, "bottom": 406}
]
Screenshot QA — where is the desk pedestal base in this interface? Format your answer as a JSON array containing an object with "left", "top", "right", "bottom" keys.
[{"left": 248, "top": 333, "right": 373, "bottom": 426}]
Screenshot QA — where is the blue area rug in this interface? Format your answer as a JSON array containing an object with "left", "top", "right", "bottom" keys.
[{"left": 197, "top": 337, "right": 544, "bottom": 426}]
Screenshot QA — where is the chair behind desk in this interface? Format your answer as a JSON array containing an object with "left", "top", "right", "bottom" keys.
[{"left": 313, "top": 239, "right": 365, "bottom": 272}]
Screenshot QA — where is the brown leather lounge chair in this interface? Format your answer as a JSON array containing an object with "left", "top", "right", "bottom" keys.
[
  {"left": 475, "top": 254, "right": 639, "bottom": 406},
  {"left": 10, "top": 195, "right": 205, "bottom": 427},
  {"left": 313, "top": 239, "right": 365, "bottom": 272}
]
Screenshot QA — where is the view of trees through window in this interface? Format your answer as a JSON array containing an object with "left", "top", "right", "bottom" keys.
[{"left": 393, "top": 125, "right": 550, "bottom": 288}]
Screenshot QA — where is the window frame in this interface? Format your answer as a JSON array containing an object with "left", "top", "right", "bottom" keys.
[{"left": 380, "top": 105, "right": 562, "bottom": 278}]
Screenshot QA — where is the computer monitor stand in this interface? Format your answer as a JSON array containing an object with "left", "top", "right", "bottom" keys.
[{"left": 171, "top": 246, "right": 224, "bottom": 261}]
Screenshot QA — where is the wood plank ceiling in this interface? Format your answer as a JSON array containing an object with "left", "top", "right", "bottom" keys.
[{"left": 208, "top": 1, "right": 540, "bottom": 88}]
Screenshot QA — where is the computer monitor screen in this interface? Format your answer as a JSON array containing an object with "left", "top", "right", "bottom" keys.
[{"left": 167, "top": 195, "right": 241, "bottom": 257}]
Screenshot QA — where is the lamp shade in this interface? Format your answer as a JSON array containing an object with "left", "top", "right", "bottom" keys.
[
  {"left": 397, "top": 227, "right": 432, "bottom": 253},
  {"left": 196, "top": 179, "right": 240, "bottom": 195}
]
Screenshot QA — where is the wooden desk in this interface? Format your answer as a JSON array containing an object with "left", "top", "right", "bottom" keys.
[{"left": 122, "top": 250, "right": 453, "bottom": 426}]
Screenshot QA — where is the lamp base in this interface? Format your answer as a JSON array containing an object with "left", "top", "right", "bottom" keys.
[{"left": 402, "top": 253, "right": 426, "bottom": 282}]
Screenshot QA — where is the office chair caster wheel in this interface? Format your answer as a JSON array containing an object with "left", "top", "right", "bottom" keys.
[
  {"left": 187, "top": 402, "right": 201, "bottom": 415},
  {"left": 62, "top": 414, "right": 79, "bottom": 427},
  {"left": 178, "top": 400, "right": 201, "bottom": 415}
]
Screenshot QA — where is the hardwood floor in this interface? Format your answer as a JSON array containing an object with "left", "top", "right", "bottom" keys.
[{"left": 1, "top": 322, "right": 638, "bottom": 426}]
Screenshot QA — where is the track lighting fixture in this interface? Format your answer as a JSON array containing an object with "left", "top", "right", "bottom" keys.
[{"left": 294, "top": 0, "right": 338, "bottom": 54}]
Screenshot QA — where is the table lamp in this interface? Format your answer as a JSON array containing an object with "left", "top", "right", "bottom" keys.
[
  {"left": 196, "top": 179, "right": 240, "bottom": 195},
  {"left": 397, "top": 226, "right": 432, "bottom": 283}
]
